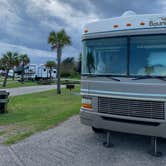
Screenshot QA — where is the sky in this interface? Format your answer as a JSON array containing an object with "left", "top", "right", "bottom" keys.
[{"left": 0, "top": 0, "right": 166, "bottom": 64}]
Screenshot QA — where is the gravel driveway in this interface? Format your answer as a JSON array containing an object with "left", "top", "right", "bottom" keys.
[
  {"left": 1, "top": 85, "right": 65, "bottom": 96},
  {"left": 0, "top": 115, "right": 166, "bottom": 166}
]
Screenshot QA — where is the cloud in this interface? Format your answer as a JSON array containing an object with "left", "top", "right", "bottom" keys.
[
  {"left": 0, "top": 0, "right": 47, "bottom": 50},
  {"left": 26, "top": 0, "right": 99, "bottom": 29},
  {"left": 88, "top": 0, "right": 165, "bottom": 17},
  {"left": 0, "top": 0, "right": 99, "bottom": 60},
  {"left": 24, "top": 0, "right": 99, "bottom": 52},
  {"left": 159, "top": 0, "right": 166, "bottom": 10},
  {"left": 0, "top": 0, "right": 22, "bottom": 38},
  {"left": 0, "top": 42, "right": 53, "bottom": 57},
  {"left": 0, "top": 42, "right": 78, "bottom": 64},
  {"left": 0, "top": 0, "right": 166, "bottom": 65}
]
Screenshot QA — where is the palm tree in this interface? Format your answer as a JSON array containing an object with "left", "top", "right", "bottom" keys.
[
  {"left": 45, "top": 61, "right": 56, "bottom": 79},
  {"left": 19, "top": 54, "right": 30, "bottom": 83},
  {"left": 0, "top": 52, "right": 18, "bottom": 87},
  {"left": 48, "top": 29, "right": 71, "bottom": 94},
  {"left": 12, "top": 53, "right": 19, "bottom": 80}
]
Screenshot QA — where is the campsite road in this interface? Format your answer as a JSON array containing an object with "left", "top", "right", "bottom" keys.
[
  {"left": 0, "top": 115, "right": 166, "bottom": 166},
  {"left": 1, "top": 85, "right": 65, "bottom": 96}
]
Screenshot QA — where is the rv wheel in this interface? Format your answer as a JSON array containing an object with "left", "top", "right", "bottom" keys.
[{"left": 92, "top": 127, "right": 103, "bottom": 133}]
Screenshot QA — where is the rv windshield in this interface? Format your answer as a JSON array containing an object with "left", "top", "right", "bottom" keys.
[
  {"left": 130, "top": 35, "right": 166, "bottom": 76},
  {"left": 82, "top": 37, "right": 127, "bottom": 75},
  {"left": 82, "top": 35, "right": 166, "bottom": 77}
]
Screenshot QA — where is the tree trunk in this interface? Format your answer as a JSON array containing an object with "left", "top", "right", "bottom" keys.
[
  {"left": 57, "top": 47, "right": 62, "bottom": 94},
  {"left": 2, "top": 70, "right": 9, "bottom": 87},
  {"left": 13, "top": 71, "right": 15, "bottom": 80},
  {"left": 49, "top": 68, "right": 52, "bottom": 80},
  {"left": 21, "top": 65, "right": 24, "bottom": 84}
]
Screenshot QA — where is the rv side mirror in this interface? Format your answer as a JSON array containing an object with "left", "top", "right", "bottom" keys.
[{"left": 76, "top": 61, "right": 81, "bottom": 74}]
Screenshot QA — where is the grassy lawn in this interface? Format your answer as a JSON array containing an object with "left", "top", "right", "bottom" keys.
[
  {"left": 0, "top": 81, "right": 38, "bottom": 89},
  {"left": 0, "top": 78, "right": 80, "bottom": 89},
  {"left": 0, "top": 86, "right": 80, "bottom": 144}
]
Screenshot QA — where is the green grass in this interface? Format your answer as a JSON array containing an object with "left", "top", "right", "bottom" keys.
[
  {"left": 0, "top": 131, "right": 5, "bottom": 136},
  {"left": 5, "top": 131, "right": 33, "bottom": 145},
  {"left": 0, "top": 86, "right": 80, "bottom": 144},
  {"left": 0, "top": 78, "right": 80, "bottom": 89},
  {"left": 0, "top": 81, "right": 38, "bottom": 89}
]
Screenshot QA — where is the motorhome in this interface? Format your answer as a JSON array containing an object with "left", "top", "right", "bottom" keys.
[{"left": 80, "top": 11, "right": 166, "bottom": 156}]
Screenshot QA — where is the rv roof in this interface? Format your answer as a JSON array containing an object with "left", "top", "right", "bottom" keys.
[{"left": 83, "top": 11, "right": 166, "bottom": 37}]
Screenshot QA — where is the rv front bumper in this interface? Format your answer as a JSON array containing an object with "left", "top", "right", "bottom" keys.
[{"left": 80, "top": 108, "right": 166, "bottom": 138}]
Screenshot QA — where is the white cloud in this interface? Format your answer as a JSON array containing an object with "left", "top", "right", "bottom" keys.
[
  {"left": 0, "top": 0, "right": 20, "bottom": 23},
  {"left": 0, "top": 0, "right": 22, "bottom": 35},
  {"left": 0, "top": 0, "right": 43, "bottom": 46},
  {"left": 0, "top": 42, "right": 78, "bottom": 61},
  {"left": 40, "top": 19, "right": 62, "bottom": 29},
  {"left": 26, "top": 0, "right": 99, "bottom": 29},
  {"left": 159, "top": 0, "right": 166, "bottom": 10},
  {"left": 0, "top": 0, "right": 99, "bottom": 64},
  {"left": 0, "top": 42, "right": 54, "bottom": 57}
]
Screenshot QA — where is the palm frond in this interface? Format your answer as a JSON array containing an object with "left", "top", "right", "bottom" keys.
[{"left": 48, "top": 29, "right": 71, "bottom": 50}]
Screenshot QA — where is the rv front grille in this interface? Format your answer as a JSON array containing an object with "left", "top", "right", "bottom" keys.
[{"left": 98, "top": 97, "right": 165, "bottom": 120}]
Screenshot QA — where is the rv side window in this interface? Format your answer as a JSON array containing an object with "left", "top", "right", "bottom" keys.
[
  {"left": 82, "top": 37, "right": 127, "bottom": 75},
  {"left": 130, "top": 35, "right": 166, "bottom": 76}
]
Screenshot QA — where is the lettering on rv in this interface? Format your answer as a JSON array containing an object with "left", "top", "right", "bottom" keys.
[{"left": 149, "top": 17, "right": 166, "bottom": 26}]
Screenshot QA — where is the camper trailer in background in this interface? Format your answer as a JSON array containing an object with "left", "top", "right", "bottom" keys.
[
  {"left": 8, "top": 70, "right": 14, "bottom": 78},
  {"left": 24, "top": 64, "right": 56, "bottom": 80},
  {"left": 0, "top": 69, "right": 19, "bottom": 78},
  {"left": 24, "top": 64, "right": 36, "bottom": 80}
]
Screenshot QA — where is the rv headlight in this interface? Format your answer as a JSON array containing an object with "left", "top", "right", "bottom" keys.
[{"left": 81, "top": 97, "right": 92, "bottom": 109}]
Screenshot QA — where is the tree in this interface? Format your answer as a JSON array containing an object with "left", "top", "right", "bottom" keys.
[
  {"left": 19, "top": 54, "right": 30, "bottom": 83},
  {"left": 0, "top": 52, "right": 18, "bottom": 87},
  {"left": 12, "top": 54, "right": 19, "bottom": 80},
  {"left": 79, "top": 53, "right": 82, "bottom": 62},
  {"left": 76, "top": 53, "right": 82, "bottom": 74},
  {"left": 62, "top": 57, "right": 74, "bottom": 65},
  {"left": 61, "top": 57, "right": 75, "bottom": 77},
  {"left": 48, "top": 29, "right": 71, "bottom": 94},
  {"left": 45, "top": 61, "right": 56, "bottom": 79}
]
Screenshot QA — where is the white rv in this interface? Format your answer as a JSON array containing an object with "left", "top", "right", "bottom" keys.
[
  {"left": 80, "top": 11, "right": 166, "bottom": 156},
  {"left": 24, "top": 64, "right": 56, "bottom": 80}
]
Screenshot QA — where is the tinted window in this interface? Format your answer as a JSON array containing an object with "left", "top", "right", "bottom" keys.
[
  {"left": 82, "top": 37, "right": 127, "bottom": 75},
  {"left": 130, "top": 36, "right": 166, "bottom": 76}
]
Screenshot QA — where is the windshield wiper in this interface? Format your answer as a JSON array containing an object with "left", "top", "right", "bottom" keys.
[
  {"left": 132, "top": 76, "right": 166, "bottom": 81},
  {"left": 105, "top": 76, "right": 121, "bottom": 82},
  {"left": 87, "top": 74, "right": 120, "bottom": 81}
]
